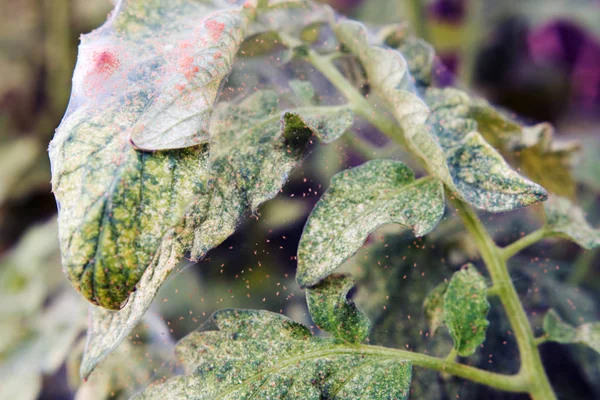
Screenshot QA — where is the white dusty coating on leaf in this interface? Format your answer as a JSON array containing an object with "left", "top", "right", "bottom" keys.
[
  {"left": 297, "top": 159, "right": 444, "bottom": 288},
  {"left": 80, "top": 89, "right": 354, "bottom": 378},
  {"left": 443, "top": 264, "right": 490, "bottom": 357},
  {"left": 543, "top": 309, "right": 600, "bottom": 355},
  {"left": 50, "top": 0, "right": 253, "bottom": 310},
  {"left": 334, "top": 20, "right": 548, "bottom": 212},
  {"left": 544, "top": 196, "right": 600, "bottom": 250},
  {"left": 136, "top": 309, "right": 412, "bottom": 399}
]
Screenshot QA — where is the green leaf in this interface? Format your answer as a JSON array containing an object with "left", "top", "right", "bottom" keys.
[
  {"left": 296, "top": 159, "right": 444, "bottom": 287},
  {"left": 80, "top": 89, "right": 353, "bottom": 378},
  {"left": 305, "top": 274, "right": 370, "bottom": 343},
  {"left": 443, "top": 264, "right": 490, "bottom": 357},
  {"left": 423, "top": 281, "right": 448, "bottom": 336},
  {"left": 137, "top": 309, "right": 412, "bottom": 399},
  {"left": 469, "top": 99, "right": 580, "bottom": 199},
  {"left": 544, "top": 196, "right": 600, "bottom": 250},
  {"left": 543, "top": 309, "right": 600, "bottom": 354},
  {"left": 334, "top": 21, "right": 548, "bottom": 212}
]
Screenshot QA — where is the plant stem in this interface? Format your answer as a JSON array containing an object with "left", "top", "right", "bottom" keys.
[
  {"left": 450, "top": 197, "right": 557, "bottom": 400},
  {"left": 298, "top": 34, "right": 557, "bottom": 399},
  {"left": 356, "top": 344, "right": 527, "bottom": 393},
  {"left": 500, "top": 227, "right": 552, "bottom": 261}
]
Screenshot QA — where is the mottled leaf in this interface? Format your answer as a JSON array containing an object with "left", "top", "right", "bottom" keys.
[
  {"left": 543, "top": 309, "right": 600, "bottom": 354},
  {"left": 544, "top": 196, "right": 600, "bottom": 249},
  {"left": 470, "top": 99, "right": 580, "bottom": 199},
  {"left": 443, "top": 264, "right": 490, "bottom": 357},
  {"left": 80, "top": 89, "right": 353, "bottom": 378},
  {"left": 423, "top": 281, "right": 448, "bottom": 336},
  {"left": 50, "top": 0, "right": 253, "bottom": 310},
  {"left": 424, "top": 88, "right": 548, "bottom": 211},
  {"left": 334, "top": 21, "right": 548, "bottom": 212},
  {"left": 305, "top": 274, "right": 370, "bottom": 343},
  {"left": 297, "top": 159, "right": 444, "bottom": 287},
  {"left": 137, "top": 309, "right": 412, "bottom": 399}
]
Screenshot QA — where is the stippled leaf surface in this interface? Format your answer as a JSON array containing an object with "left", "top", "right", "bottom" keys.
[
  {"left": 543, "top": 309, "right": 600, "bottom": 354},
  {"left": 297, "top": 159, "right": 444, "bottom": 287},
  {"left": 305, "top": 274, "right": 370, "bottom": 343},
  {"left": 444, "top": 264, "right": 490, "bottom": 357},
  {"left": 137, "top": 309, "right": 412, "bottom": 399},
  {"left": 423, "top": 281, "right": 448, "bottom": 336},
  {"left": 544, "top": 196, "right": 600, "bottom": 249},
  {"left": 49, "top": 0, "right": 252, "bottom": 310},
  {"left": 470, "top": 99, "right": 580, "bottom": 199},
  {"left": 334, "top": 21, "right": 548, "bottom": 212},
  {"left": 80, "top": 89, "right": 353, "bottom": 378}
]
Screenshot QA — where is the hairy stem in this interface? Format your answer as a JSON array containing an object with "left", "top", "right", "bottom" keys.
[
  {"left": 298, "top": 33, "right": 557, "bottom": 399},
  {"left": 450, "top": 197, "right": 556, "bottom": 400},
  {"left": 356, "top": 344, "right": 527, "bottom": 393},
  {"left": 500, "top": 227, "right": 553, "bottom": 261}
]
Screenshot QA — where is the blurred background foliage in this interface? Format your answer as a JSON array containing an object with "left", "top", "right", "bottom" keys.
[{"left": 0, "top": 0, "right": 598, "bottom": 399}]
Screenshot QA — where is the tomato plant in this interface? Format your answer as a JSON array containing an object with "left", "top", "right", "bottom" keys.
[{"left": 43, "top": 0, "right": 600, "bottom": 398}]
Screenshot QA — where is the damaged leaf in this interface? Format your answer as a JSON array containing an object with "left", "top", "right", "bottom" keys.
[
  {"left": 443, "top": 264, "right": 490, "bottom": 357},
  {"left": 305, "top": 274, "right": 370, "bottom": 343},
  {"left": 297, "top": 159, "right": 444, "bottom": 288},
  {"left": 80, "top": 89, "right": 353, "bottom": 378},
  {"left": 544, "top": 196, "right": 600, "bottom": 250},
  {"left": 543, "top": 309, "right": 600, "bottom": 355},
  {"left": 137, "top": 309, "right": 412, "bottom": 399},
  {"left": 334, "top": 21, "right": 548, "bottom": 212}
]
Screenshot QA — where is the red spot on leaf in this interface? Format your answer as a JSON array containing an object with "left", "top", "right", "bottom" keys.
[
  {"left": 205, "top": 19, "right": 225, "bottom": 40},
  {"left": 93, "top": 50, "right": 120, "bottom": 76}
]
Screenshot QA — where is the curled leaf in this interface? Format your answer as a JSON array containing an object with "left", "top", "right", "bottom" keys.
[
  {"left": 544, "top": 196, "right": 600, "bottom": 249},
  {"left": 137, "top": 309, "right": 412, "bottom": 399},
  {"left": 423, "top": 281, "right": 448, "bottom": 336},
  {"left": 334, "top": 21, "right": 548, "bottom": 212},
  {"left": 80, "top": 89, "right": 353, "bottom": 378},
  {"left": 444, "top": 264, "right": 490, "bottom": 357},
  {"left": 470, "top": 100, "right": 580, "bottom": 199},
  {"left": 543, "top": 309, "right": 600, "bottom": 354},
  {"left": 297, "top": 159, "right": 444, "bottom": 288},
  {"left": 424, "top": 88, "right": 548, "bottom": 212},
  {"left": 50, "top": 0, "right": 253, "bottom": 310},
  {"left": 306, "top": 274, "right": 370, "bottom": 343}
]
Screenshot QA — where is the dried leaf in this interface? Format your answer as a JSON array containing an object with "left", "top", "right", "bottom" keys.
[
  {"left": 470, "top": 100, "right": 580, "bottom": 199},
  {"left": 305, "top": 274, "right": 370, "bottom": 343},
  {"left": 544, "top": 196, "right": 600, "bottom": 249},
  {"left": 423, "top": 281, "right": 448, "bottom": 336},
  {"left": 334, "top": 21, "right": 548, "bottom": 212},
  {"left": 543, "top": 309, "right": 600, "bottom": 355},
  {"left": 297, "top": 159, "right": 444, "bottom": 287},
  {"left": 137, "top": 309, "right": 412, "bottom": 399}
]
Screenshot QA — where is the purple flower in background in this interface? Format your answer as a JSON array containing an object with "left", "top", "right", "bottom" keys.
[
  {"left": 528, "top": 20, "right": 600, "bottom": 112},
  {"left": 428, "top": 0, "right": 465, "bottom": 24}
]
